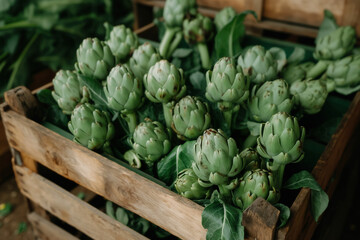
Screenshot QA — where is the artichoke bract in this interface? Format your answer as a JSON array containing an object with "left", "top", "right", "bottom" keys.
[
  {"left": 214, "top": 6, "right": 237, "bottom": 32},
  {"left": 183, "top": 13, "right": 214, "bottom": 69},
  {"left": 104, "top": 65, "right": 144, "bottom": 133},
  {"left": 144, "top": 60, "right": 186, "bottom": 128},
  {"left": 131, "top": 119, "right": 171, "bottom": 165},
  {"left": 129, "top": 42, "right": 161, "bottom": 81},
  {"left": 239, "top": 148, "right": 263, "bottom": 172},
  {"left": 192, "top": 129, "right": 245, "bottom": 187},
  {"left": 237, "top": 45, "right": 278, "bottom": 85},
  {"left": 52, "top": 70, "right": 89, "bottom": 115},
  {"left": 326, "top": 54, "right": 360, "bottom": 95},
  {"left": 171, "top": 96, "right": 211, "bottom": 140},
  {"left": 75, "top": 38, "right": 115, "bottom": 81},
  {"left": 282, "top": 62, "right": 315, "bottom": 85},
  {"left": 290, "top": 79, "right": 328, "bottom": 114},
  {"left": 107, "top": 25, "right": 139, "bottom": 63},
  {"left": 314, "top": 26, "right": 356, "bottom": 61},
  {"left": 205, "top": 57, "right": 249, "bottom": 128},
  {"left": 232, "top": 169, "right": 280, "bottom": 210},
  {"left": 68, "top": 103, "right": 115, "bottom": 151},
  {"left": 175, "top": 168, "right": 212, "bottom": 200}
]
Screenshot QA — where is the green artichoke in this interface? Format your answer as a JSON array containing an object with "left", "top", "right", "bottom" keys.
[
  {"left": 314, "top": 26, "right": 356, "bottom": 60},
  {"left": 104, "top": 65, "right": 144, "bottom": 133},
  {"left": 239, "top": 148, "right": 263, "bottom": 172},
  {"left": 183, "top": 13, "right": 214, "bottom": 69},
  {"left": 68, "top": 103, "right": 115, "bottom": 151},
  {"left": 144, "top": 60, "right": 186, "bottom": 128},
  {"left": 192, "top": 129, "right": 245, "bottom": 187},
  {"left": 52, "top": 70, "right": 89, "bottom": 115},
  {"left": 205, "top": 57, "right": 249, "bottom": 128},
  {"left": 175, "top": 168, "right": 212, "bottom": 199},
  {"left": 232, "top": 169, "right": 280, "bottom": 210},
  {"left": 129, "top": 42, "right": 161, "bottom": 81},
  {"left": 326, "top": 54, "right": 360, "bottom": 95},
  {"left": 237, "top": 45, "right": 278, "bottom": 84},
  {"left": 214, "top": 6, "right": 237, "bottom": 32},
  {"left": 107, "top": 25, "right": 139, "bottom": 62},
  {"left": 75, "top": 38, "right": 115, "bottom": 81},
  {"left": 282, "top": 62, "right": 315, "bottom": 85},
  {"left": 290, "top": 79, "right": 328, "bottom": 114},
  {"left": 131, "top": 119, "right": 171, "bottom": 165},
  {"left": 171, "top": 96, "right": 211, "bottom": 140}
]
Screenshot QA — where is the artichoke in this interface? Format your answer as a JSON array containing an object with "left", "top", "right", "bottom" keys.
[
  {"left": 75, "top": 38, "right": 115, "bottom": 81},
  {"left": 214, "top": 6, "right": 237, "bottom": 32},
  {"left": 232, "top": 169, "right": 280, "bottom": 210},
  {"left": 171, "top": 96, "right": 211, "bottom": 140},
  {"left": 175, "top": 168, "right": 212, "bottom": 199},
  {"left": 129, "top": 42, "right": 161, "bottom": 81},
  {"left": 192, "top": 129, "right": 245, "bottom": 187},
  {"left": 52, "top": 70, "right": 89, "bottom": 115},
  {"left": 314, "top": 26, "right": 356, "bottom": 60},
  {"left": 159, "top": 0, "right": 197, "bottom": 58},
  {"left": 183, "top": 13, "right": 214, "bottom": 69},
  {"left": 107, "top": 25, "right": 139, "bottom": 63},
  {"left": 144, "top": 60, "right": 186, "bottom": 128},
  {"left": 205, "top": 57, "right": 250, "bottom": 128},
  {"left": 237, "top": 45, "right": 278, "bottom": 84},
  {"left": 104, "top": 65, "right": 144, "bottom": 133},
  {"left": 326, "top": 54, "right": 360, "bottom": 95},
  {"left": 131, "top": 119, "right": 171, "bottom": 165},
  {"left": 68, "top": 103, "right": 115, "bottom": 151},
  {"left": 290, "top": 79, "right": 328, "bottom": 114},
  {"left": 282, "top": 62, "right": 315, "bottom": 85},
  {"left": 239, "top": 148, "right": 263, "bottom": 172},
  {"left": 257, "top": 112, "right": 305, "bottom": 188}
]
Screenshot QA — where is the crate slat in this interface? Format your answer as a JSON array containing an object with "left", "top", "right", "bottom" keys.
[
  {"left": 1, "top": 106, "right": 206, "bottom": 240},
  {"left": 14, "top": 164, "right": 148, "bottom": 240},
  {"left": 28, "top": 212, "right": 79, "bottom": 240}
]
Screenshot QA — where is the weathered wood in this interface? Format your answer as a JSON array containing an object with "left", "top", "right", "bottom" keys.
[
  {"left": 1, "top": 107, "right": 206, "bottom": 240},
  {"left": 15, "top": 165, "right": 149, "bottom": 240},
  {"left": 28, "top": 212, "right": 79, "bottom": 240},
  {"left": 341, "top": 0, "right": 360, "bottom": 36},
  {"left": 242, "top": 197, "right": 280, "bottom": 240}
]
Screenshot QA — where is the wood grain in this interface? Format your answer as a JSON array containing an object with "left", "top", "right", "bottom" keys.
[
  {"left": 1, "top": 108, "right": 206, "bottom": 240},
  {"left": 15, "top": 165, "right": 149, "bottom": 240},
  {"left": 28, "top": 212, "right": 79, "bottom": 240}
]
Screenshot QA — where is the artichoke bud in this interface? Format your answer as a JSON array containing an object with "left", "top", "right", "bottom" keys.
[
  {"left": 192, "top": 128, "right": 246, "bottom": 186},
  {"left": 163, "top": 0, "right": 197, "bottom": 27},
  {"left": 175, "top": 168, "right": 212, "bottom": 199},
  {"left": 131, "top": 118, "right": 171, "bottom": 164},
  {"left": 171, "top": 96, "right": 211, "bottom": 140},
  {"left": 314, "top": 26, "right": 356, "bottom": 60},
  {"left": 129, "top": 42, "right": 161, "bottom": 81},
  {"left": 282, "top": 62, "right": 315, "bottom": 85},
  {"left": 239, "top": 148, "right": 263, "bottom": 171},
  {"left": 257, "top": 112, "right": 305, "bottom": 166},
  {"left": 144, "top": 60, "right": 186, "bottom": 103},
  {"left": 107, "top": 25, "right": 139, "bottom": 62},
  {"left": 290, "top": 79, "right": 328, "bottom": 114},
  {"left": 104, "top": 65, "right": 144, "bottom": 113},
  {"left": 52, "top": 70, "right": 89, "bottom": 115},
  {"left": 232, "top": 169, "right": 280, "bottom": 210},
  {"left": 75, "top": 38, "right": 115, "bottom": 81},
  {"left": 237, "top": 45, "right": 278, "bottom": 84},
  {"left": 68, "top": 103, "right": 115, "bottom": 150},
  {"left": 183, "top": 13, "right": 214, "bottom": 44},
  {"left": 214, "top": 7, "right": 237, "bottom": 32},
  {"left": 248, "top": 79, "right": 293, "bottom": 122}
]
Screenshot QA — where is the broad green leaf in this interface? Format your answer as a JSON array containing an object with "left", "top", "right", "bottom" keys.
[
  {"left": 0, "top": 0, "right": 16, "bottom": 12},
  {"left": 78, "top": 74, "right": 110, "bottom": 111},
  {"left": 215, "top": 10, "right": 257, "bottom": 58},
  {"left": 283, "top": 170, "right": 322, "bottom": 191},
  {"left": 274, "top": 203, "right": 290, "bottom": 228},
  {"left": 37, "top": 88, "right": 57, "bottom": 105},
  {"left": 172, "top": 48, "right": 193, "bottom": 58},
  {"left": 189, "top": 71, "right": 206, "bottom": 96},
  {"left": 202, "top": 199, "right": 244, "bottom": 240},
  {"left": 311, "top": 189, "right": 329, "bottom": 222},
  {"left": 287, "top": 47, "right": 306, "bottom": 65},
  {"left": 335, "top": 84, "right": 360, "bottom": 96},
  {"left": 157, "top": 140, "right": 196, "bottom": 185},
  {"left": 316, "top": 10, "right": 338, "bottom": 42}
]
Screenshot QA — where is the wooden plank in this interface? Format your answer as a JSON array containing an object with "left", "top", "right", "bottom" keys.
[
  {"left": 15, "top": 165, "right": 149, "bottom": 240},
  {"left": 341, "top": 0, "right": 360, "bottom": 36},
  {"left": 1, "top": 108, "right": 206, "bottom": 240},
  {"left": 28, "top": 212, "right": 79, "bottom": 240}
]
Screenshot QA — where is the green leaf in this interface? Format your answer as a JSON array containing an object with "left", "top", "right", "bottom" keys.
[
  {"left": 37, "top": 89, "right": 56, "bottom": 105},
  {"left": 157, "top": 140, "right": 196, "bottom": 185},
  {"left": 215, "top": 10, "right": 257, "bottom": 58},
  {"left": 335, "top": 84, "right": 360, "bottom": 96},
  {"left": 16, "top": 222, "right": 27, "bottom": 234},
  {"left": 311, "top": 189, "right": 329, "bottom": 222},
  {"left": 0, "top": 203, "right": 12, "bottom": 217},
  {"left": 202, "top": 199, "right": 244, "bottom": 240},
  {"left": 0, "top": 0, "right": 16, "bottom": 12},
  {"left": 282, "top": 170, "right": 322, "bottom": 191},
  {"left": 316, "top": 10, "right": 338, "bottom": 42},
  {"left": 189, "top": 71, "right": 206, "bottom": 96},
  {"left": 172, "top": 48, "right": 193, "bottom": 58},
  {"left": 105, "top": 200, "right": 116, "bottom": 219},
  {"left": 78, "top": 74, "right": 110, "bottom": 111},
  {"left": 287, "top": 47, "right": 306, "bottom": 65},
  {"left": 274, "top": 203, "right": 290, "bottom": 228}
]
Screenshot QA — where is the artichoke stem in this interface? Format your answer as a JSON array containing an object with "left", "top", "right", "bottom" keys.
[
  {"left": 307, "top": 61, "right": 329, "bottom": 79},
  {"left": 272, "top": 164, "right": 286, "bottom": 190},
  {"left": 167, "top": 31, "right": 183, "bottom": 59},
  {"left": 243, "top": 134, "right": 258, "bottom": 149},
  {"left": 325, "top": 79, "right": 335, "bottom": 93},
  {"left": 162, "top": 102, "right": 173, "bottom": 129},
  {"left": 159, "top": 28, "right": 179, "bottom": 58},
  {"left": 197, "top": 43, "right": 211, "bottom": 70},
  {"left": 122, "top": 112, "right": 138, "bottom": 135}
]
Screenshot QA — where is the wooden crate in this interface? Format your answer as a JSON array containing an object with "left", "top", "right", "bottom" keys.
[{"left": 132, "top": 0, "right": 360, "bottom": 39}]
